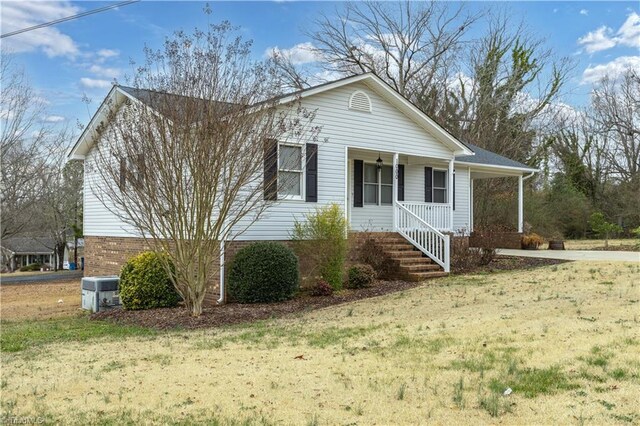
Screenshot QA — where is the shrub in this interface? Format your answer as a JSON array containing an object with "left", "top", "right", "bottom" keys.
[
  {"left": 291, "top": 203, "right": 348, "bottom": 290},
  {"left": 347, "top": 264, "right": 376, "bottom": 289},
  {"left": 521, "top": 233, "right": 544, "bottom": 250},
  {"left": 228, "top": 242, "right": 299, "bottom": 303},
  {"left": 19, "top": 263, "right": 42, "bottom": 272},
  {"left": 119, "top": 251, "right": 180, "bottom": 310},
  {"left": 351, "top": 235, "right": 395, "bottom": 279},
  {"left": 310, "top": 279, "right": 334, "bottom": 297},
  {"left": 590, "top": 212, "right": 623, "bottom": 248}
]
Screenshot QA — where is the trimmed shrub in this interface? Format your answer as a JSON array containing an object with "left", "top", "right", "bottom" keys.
[
  {"left": 291, "top": 204, "right": 348, "bottom": 290},
  {"left": 119, "top": 251, "right": 180, "bottom": 310},
  {"left": 311, "top": 279, "right": 334, "bottom": 297},
  {"left": 228, "top": 242, "right": 299, "bottom": 303},
  {"left": 347, "top": 264, "right": 376, "bottom": 289},
  {"left": 19, "top": 263, "right": 42, "bottom": 272}
]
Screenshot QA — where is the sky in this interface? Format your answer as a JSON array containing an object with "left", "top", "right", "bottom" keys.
[{"left": 1, "top": 1, "right": 639, "bottom": 135}]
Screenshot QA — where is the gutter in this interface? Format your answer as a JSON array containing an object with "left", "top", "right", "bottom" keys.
[{"left": 522, "top": 171, "right": 536, "bottom": 181}]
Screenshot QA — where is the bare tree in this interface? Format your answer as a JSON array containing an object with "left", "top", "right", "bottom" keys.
[
  {"left": 295, "top": 0, "right": 478, "bottom": 98},
  {"left": 90, "top": 21, "right": 322, "bottom": 316},
  {"left": 0, "top": 53, "right": 51, "bottom": 238}
]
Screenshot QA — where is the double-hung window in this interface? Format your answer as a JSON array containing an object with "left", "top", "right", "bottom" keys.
[
  {"left": 433, "top": 169, "right": 447, "bottom": 203},
  {"left": 278, "top": 144, "right": 303, "bottom": 199},
  {"left": 363, "top": 163, "right": 393, "bottom": 205}
]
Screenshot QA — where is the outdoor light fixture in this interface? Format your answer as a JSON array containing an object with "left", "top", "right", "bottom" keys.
[{"left": 376, "top": 152, "right": 383, "bottom": 170}]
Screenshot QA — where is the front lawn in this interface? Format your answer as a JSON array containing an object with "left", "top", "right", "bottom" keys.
[{"left": 1, "top": 261, "right": 639, "bottom": 424}]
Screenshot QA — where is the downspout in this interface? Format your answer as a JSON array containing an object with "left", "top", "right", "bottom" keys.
[
  {"left": 522, "top": 171, "right": 535, "bottom": 181},
  {"left": 217, "top": 239, "right": 225, "bottom": 304}
]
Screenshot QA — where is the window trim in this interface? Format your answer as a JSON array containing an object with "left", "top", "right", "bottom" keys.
[
  {"left": 277, "top": 143, "right": 304, "bottom": 201},
  {"left": 363, "top": 162, "right": 393, "bottom": 206},
  {"left": 432, "top": 168, "right": 448, "bottom": 204}
]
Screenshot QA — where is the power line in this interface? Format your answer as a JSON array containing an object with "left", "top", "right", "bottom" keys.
[{"left": 1, "top": 0, "right": 140, "bottom": 39}]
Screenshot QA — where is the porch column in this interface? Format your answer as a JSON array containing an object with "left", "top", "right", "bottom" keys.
[
  {"left": 518, "top": 174, "right": 523, "bottom": 233},
  {"left": 392, "top": 152, "right": 399, "bottom": 230},
  {"left": 469, "top": 178, "right": 474, "bottom": 233},
  {"left": 448, "top": 158, "right": 454, "bottom": 231}
]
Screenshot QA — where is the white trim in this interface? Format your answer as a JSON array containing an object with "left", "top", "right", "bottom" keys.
[
  {"left": 447, "top": 159, "right": 454, "bottom": 231},
  {"left": 344, "top": 146, "right": 349, "bottom": 235},
  {"left": 277, "top": 142, "right": 304, "bottom": 201},
  {"left": 455, "top": 161, "right": 538, "bottom": 174},
  {"left": 468, "top": 169, "right": 473, "bottom": 233}
]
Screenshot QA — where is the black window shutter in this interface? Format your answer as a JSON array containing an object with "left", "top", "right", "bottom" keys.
[
  {"left": 424, "top": 167, "right": 433, "bottom": 202},
  {"left": 453, "top": 170, "right": 456, "bottom": 210},
  {"left": 263, "top": 139, "right": 278, "bottom": 201},
  {"left": 397, "top": 164, "right": 405, "bottom": 202},
  {"left": 353, "top": 160, "right": 363, "bottom": 207},
  {"left": 305, "top": 143, "right": 318, "bottom": 202}
]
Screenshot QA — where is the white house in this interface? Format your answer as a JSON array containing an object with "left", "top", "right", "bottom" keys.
[{"left": 68, "top": 73, "right": 536, "bottom": 294}]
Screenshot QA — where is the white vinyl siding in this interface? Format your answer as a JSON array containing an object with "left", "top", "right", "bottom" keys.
[
  {"left": 83, "top": 81, "right": 465, "bottom": 239},
  {"left": 452, "top": 166, "right": 471, "bottom": 234}
]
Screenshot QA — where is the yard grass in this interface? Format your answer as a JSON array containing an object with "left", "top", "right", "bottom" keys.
[
  {"left": 1, "top": 261, "right": 639, "bottom": 424},
  {"left": 564, "top": 238, "right": 638, "bottom": 251},
  {"left": 0, "top": 279, "right": 81, "bottom": 320}
]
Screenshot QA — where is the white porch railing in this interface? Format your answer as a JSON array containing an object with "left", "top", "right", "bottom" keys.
[
  {"left": 394, "top": 202, "right": 450, "bottom": 272},
  {"left": 398, "top": 202, "right": 451, "bottom": 231}
]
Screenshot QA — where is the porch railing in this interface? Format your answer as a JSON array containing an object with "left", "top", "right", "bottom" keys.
[
  {"left": 398, "top": 202, "right": 451, "bottom": 231},
  {"left": 394, "top": 202, "right": 450, "bottom": 272}
]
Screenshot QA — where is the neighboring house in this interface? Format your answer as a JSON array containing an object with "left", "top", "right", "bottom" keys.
[
  {"left": 68, "top": 73, "right": 536, "bottom": 299},
  {"left": 1, "top": 237, "right": 56, "bottom": 271},
  {"left": 0, "top": 237, "right": 80, "bottom": 272}
]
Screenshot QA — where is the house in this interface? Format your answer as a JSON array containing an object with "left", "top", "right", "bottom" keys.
[
  {"left": 1, "top": 237, "right": 57, "bottom": 271},
  {"left": 68, "top": 73, "right": 536, "bottom": 301},
  {"left": 0, "top": 237, "right": 81, "bottom": 272}
]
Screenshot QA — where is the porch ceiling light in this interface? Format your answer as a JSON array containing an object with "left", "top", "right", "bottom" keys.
[{"left": 376, "top": 152, "right": 383, "bottom": 170}]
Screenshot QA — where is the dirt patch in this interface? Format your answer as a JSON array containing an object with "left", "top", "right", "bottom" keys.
[
  {"left": 0, "top": 280, "right": 81, "bottom": 320},
  {"left": 93, "top": 256, "right": 565, "bottom": 330}
]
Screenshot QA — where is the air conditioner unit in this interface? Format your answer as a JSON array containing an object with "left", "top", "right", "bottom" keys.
[{"left": 81, "top": 276, "right": 120, "bottom": 312}]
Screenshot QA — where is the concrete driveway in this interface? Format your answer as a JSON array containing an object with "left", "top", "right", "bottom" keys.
[{"left": 497, "top": 249, "right": 639, "bottom": 262}]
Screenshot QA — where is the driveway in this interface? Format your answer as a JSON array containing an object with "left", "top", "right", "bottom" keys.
[
  {"left": 0, "top": 270, "right": 84, "bottom": 284},
  {"left": 497, "top": 249, "right": 639, "bottom": 262}
]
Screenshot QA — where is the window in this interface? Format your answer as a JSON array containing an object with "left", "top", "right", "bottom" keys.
[
  {"left": 363, "top": 163, "right": 378, "bottom": 204},
  {"left": 363, "top": 163, "right": 393, "bottom": 205},
  {"left": 433, "top": 169, "right": 447, "bottom": 203},
  {"left": 278, "top": 144, "right": 303, "bottom": 198},
  {"left": 380, "top": 165, "right": 393, "bottom": 205}
]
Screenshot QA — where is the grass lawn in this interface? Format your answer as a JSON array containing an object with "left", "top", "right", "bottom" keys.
[
  {"left": 0, "top": 280, "right": 81, "bottom": 321},
  {"left": 564, "top": 239, "right": 638, "bottom": 251},
  {"left": 1, "top": 261, "right": 639, "bottom": 424}
]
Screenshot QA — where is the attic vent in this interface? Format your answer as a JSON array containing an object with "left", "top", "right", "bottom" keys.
[{"left": 349, "top": 91, "right": 372, "bottom": 112}]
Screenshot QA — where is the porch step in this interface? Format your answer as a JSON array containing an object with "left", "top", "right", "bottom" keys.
[
  {"left": 384, "top": 250, "right": 424, "bottom": 258},
  {"left": 405, "top": 271, "right": 449, "bottom": 282},
  {"left": 396, "top": 256, "right": 433, "bottom": 265},
  {"left": 398, "top": 263, "right": 441, "bottom": 272}
]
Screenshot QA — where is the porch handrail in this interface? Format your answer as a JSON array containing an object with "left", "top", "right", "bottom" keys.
[
  {"left": 398, "top": 201, "right": 451, "bottom": 231},
  {"left": 394, "top": 202, "right": 450, "bottom": 272}
]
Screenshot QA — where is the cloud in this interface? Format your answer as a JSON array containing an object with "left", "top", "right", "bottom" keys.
[
  {"left": 579, "top": 9, "right": 588, "bottom": 16},
  {"left": 581, "top": 56, "right": 640, "bottom": 84},
  {"left": 80, "top": 78, "right": 113, "bottom": 89},
  {"left": 89, "top": 65, "right": 121, "bottom": 79},
  {"left": 44, "top": 115, "right": 65, "bottom": 122},
  {"left": 578, "top": 12, "right": 640, "bottom": 53},
  {"left": 578, "top": 26, "right": 616, "bottom": 53},
  {"left": 266, "top": 42, "right": 320, "bottom": 65},
  {"left": 617, "top": 12, "right": 640, "bottom": 48},
  {"left": 97, "top": 49, "right": 120, "bottom": 59},
  {"left": 0, "top": 1, "right": 80, "bottom": 58}
]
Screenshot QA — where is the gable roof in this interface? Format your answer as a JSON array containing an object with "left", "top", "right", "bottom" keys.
[
  {"left": 1, "top": 237, "right": 55, "bottom": 254},
  {"left": 455, "top": 142, "right": 538, "bottom": 172}
]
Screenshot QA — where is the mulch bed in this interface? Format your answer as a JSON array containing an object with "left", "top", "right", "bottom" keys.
[
  {"left": 91, "top": 256, "right": 566, "bottom": 330},
  {"left": 589, "top": 245, "right": 639, "bottom": 252}
]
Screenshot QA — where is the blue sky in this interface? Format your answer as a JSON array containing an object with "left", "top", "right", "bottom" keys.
[{"left": 2, "top": 1, "right": 638, "bottom": 133}]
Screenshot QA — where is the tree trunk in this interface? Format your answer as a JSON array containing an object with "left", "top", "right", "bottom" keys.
[{"left": 56, "top": 242, "right": 66, "bottom": 270}]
